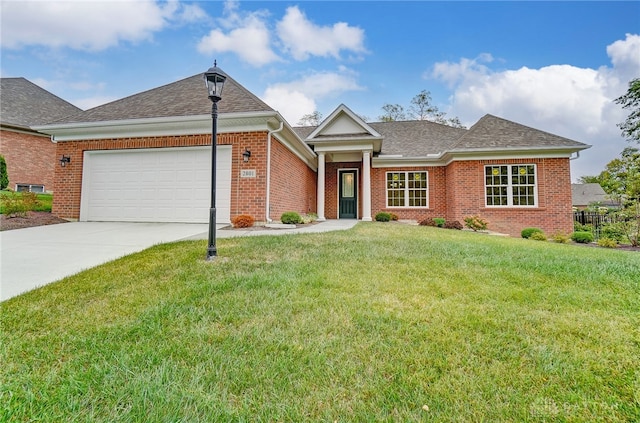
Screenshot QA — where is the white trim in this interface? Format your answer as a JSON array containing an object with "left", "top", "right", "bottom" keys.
[
  {"left": 385, "top": 171, "right": 429, "bottom": 209},
  {"left": 484, "top": 164, "right": 538, "bottom": 208}
]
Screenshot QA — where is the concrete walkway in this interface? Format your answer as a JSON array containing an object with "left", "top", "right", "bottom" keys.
[{"left": 0, "top": 220, "right": 357, "bottom": 301}]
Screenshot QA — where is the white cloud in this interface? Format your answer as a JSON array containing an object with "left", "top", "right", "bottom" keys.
[
  {"left": 197, "top": 10, "right": 279, "bottom": 67},
  {"left": 1, "top": 0, "right": 197, "bottom": 51},
  {"left": 276, "top": 6, "right": 367, "bottom": 61},
  {"left": 262, "top": 70, "right": 364, "bottom": 124},
  {"left": 430, "top": 34, "right": 640, "bottom": 181}
]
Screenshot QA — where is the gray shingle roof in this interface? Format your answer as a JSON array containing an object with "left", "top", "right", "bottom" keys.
[
  {"left": 1, "top": 77, "right": 82, "bottom": 128},
  {"left": 55, "top": 73, "right": 274, "bottom": 124},
  {"left": 571, "top": 183, "right": 615, "bottom": 206},
  {"left": 369, "top": 120, "right": 467, "bottom": 155},
  {"left": 452, "top": 114, "right": 586, "bottom": 150}
]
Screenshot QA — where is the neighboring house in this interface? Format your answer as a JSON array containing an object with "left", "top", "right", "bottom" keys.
[
  {"left": 572, "top": 183, "right": 617, "bottom": 209},
  {"left": 35, "top": 69, "right": 590, "bottom": 237},
  {"left": 0, "top": 78, "right": 82, "bottom": 193}
]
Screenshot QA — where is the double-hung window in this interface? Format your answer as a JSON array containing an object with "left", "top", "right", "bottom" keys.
[
  {"left": 485, "top": 164, "right": 537, "bottom": 207},
  {"left": 386, "top": 171, "right": 428, "bottom": 207}
]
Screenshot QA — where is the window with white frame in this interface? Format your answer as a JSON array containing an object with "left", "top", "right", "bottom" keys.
[
  {"left": 485, "top": 164, "right": 537, "bottom": 207},
  {"left": 16, "top": 184, "right": 45, "bottom": 193},
  {"left": 386, "top": 171, "right": 428, "bottom": 207}
]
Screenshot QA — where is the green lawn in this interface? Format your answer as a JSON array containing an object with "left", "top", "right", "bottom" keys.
[{"left": 1, "top": 223, "right": 639, "bottom": 422}]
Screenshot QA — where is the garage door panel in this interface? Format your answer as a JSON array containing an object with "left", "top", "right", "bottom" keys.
[{"left": 81, "top": 146, "right": 231, "bottom": 223}]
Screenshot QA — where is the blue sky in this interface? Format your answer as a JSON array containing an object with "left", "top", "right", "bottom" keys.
[{"left": 2, "top": 1, "right": 639, "bottom": 181}]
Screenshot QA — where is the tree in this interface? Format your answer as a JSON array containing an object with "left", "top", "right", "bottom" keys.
[
  {"left": 379, "top": 90, "right": 466, "bottom": 128},
  {"left": 615, "top": 78, "right": 640, "bottom": 143},
  {"left": 378, "top": 104, "right": 406, "bottom": 122},
  {"left": 297, "top": 111, "right": 323, "bottom": 126},
  {"left": 0, "top": 155, "right": 8, "bottom": 190}
]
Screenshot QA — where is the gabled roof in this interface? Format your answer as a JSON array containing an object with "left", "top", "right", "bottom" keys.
[
  {"left": 0, "top": 77, "right": 82, "bottom": 129},
  {"left": 54, "top": 73, "right": 274, "bottom": 124},
  {"left": 307, "top": 104, "right": 381, "bottom": 140},
  {"left": 571, "top": 183, "right": 615, "bottom": 206},
  {"left": 451, "top": 114, "right": 588, "bottom": 152},
  {"left": 369, "top": 120, "right": 467, "bottom": 156}
]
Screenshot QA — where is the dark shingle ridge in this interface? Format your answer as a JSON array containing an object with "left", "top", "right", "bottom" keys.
[
  {"left": 452, "top": 114, "right": 586, "bottom": 150},
  {"left": 1, "top": 77, "right": 82, "bottom": 127},
  {"left": 55, "top": 73, "right": 275, "bottom": 124}
]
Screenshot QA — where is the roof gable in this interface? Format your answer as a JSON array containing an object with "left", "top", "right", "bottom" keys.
[
  {"left": 55, "top": 73, "right": 274, "bottom": 124},
  {"left": 307, "top": 104, "right": 381, "bottom": 140},
  {"left": 0, "top": 77, "right": 82, "bottom": 128}
]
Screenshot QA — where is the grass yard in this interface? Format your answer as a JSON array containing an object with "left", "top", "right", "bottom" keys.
[{"left": 1, "top": 223, "right": 639, "bottom": 422}]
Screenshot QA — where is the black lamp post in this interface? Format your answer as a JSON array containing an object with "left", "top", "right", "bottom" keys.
[{"left": 203, "top": 61, "right": 227, "bottom": 261}]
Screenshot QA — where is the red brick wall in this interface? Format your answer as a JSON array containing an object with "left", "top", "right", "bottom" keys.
[
  {"left": 52, "top": 131, "right": 317, "bottom": 222},
  {"left": 269, "top": 137, "right": 317, "bottom": 220},
  {"left": 0, "top": 129, "right": 56, "bottom": 192},
  {"left": 445, "top": 158, "right": 574, "bottom": 236}
]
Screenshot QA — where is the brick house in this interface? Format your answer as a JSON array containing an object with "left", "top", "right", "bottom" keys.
[
  {"left": 35, "top": 69, "right": 590, "bottom": 236},
  {"left": 0, "top": 78, "right": 82, "bottom": 193}
]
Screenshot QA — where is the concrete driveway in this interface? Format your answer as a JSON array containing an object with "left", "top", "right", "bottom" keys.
[{"left": 0, "top": 222, "right": 209, "bottom": 301}]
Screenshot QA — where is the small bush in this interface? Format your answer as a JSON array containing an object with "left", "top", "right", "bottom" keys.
[
  {"left": 281, "top": 211, "right": 302, "bottom": 224},
  {"left": 571, "top": 231, "right": 594, "bottom": 244},
  {"left": 600, "top": 223, "right": 625, "bottom": 242},
  {"left": 433, "top": 217, "right": 445, "bottom": 227},
  {"left": 444, "top": 220, "right": 463, "bottom": 230},
  {"left": 1, "top": 190, "right": 39, "bottom": 217},
  {"left": 551, "top": 232, "right": 571, "bottom": 244},
  {"left": 375, "top": 212, "right": 391, "bottom": 222},
  {"left": 419, "top": 217, "right": 437, "bottom": 227},
  {"left": 597, "top": 237, "right": 618, "bottom": 248},
  {"left": 530, "top": 231, "right": 547, "bottom": 241},
  {"left": 521, "top": 227, "right": 543, "bottom": 239},
  {"left": 464, "top": 215, "right": 488, "bottom": 231},
  {"left": 574, "top": 221, "right": 592, "bottom": 232},
  {"left": 389, "top": 213, "right": 399, "bottom": 221},
  {"left": 302, "top": 213, "right": 318, "bottom": 224},
  {"left": 231, "top": 214, "right": 255, "bottom": 228}
]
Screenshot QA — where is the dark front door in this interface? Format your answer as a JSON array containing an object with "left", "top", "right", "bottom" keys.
[{"left": 339, "top": 170, "right": 357, "bottom": 219}]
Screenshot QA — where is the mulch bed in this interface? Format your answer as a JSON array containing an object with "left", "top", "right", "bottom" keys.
[{"left": 0, "top": 211, "right": 69, "bottom": 231}]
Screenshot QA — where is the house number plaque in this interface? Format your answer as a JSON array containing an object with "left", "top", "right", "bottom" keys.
[{"left": 241, "top": 169, "right": 256, "bottom": 178}]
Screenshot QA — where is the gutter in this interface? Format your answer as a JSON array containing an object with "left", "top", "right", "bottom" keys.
[{"left": 265, "top": 120, "right": 284, "bottom": 223}]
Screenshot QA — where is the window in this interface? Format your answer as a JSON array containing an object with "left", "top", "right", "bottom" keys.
[
  {"left": 386, "top": 171, "right": 428, "bottom": 207},
  {"left": 485, "top": 165, "right": 537, "bottom": 207},
  {"left": 16, "top": 184, "right": 45, "bottom": 193}
]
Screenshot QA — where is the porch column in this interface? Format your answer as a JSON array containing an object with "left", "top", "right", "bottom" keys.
[
  {"left": 362, "top": 151, "right": 372, "bottom": 221},
  {"left": 317, "top": 152, "right": 326, "bottom": 221}
]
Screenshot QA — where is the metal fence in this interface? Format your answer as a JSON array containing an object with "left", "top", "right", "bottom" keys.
[{"left": 573, "top": 211, "right": 620, "bottom": 239}]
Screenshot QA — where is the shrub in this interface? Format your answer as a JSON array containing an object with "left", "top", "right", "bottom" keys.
[
  {"left": 597, "top": 237, "right": 618, "bottom": 248},
  {"left": 464, "top": 215, "right": 488, "bottom": 231},
  {"left": 2, "top": 191, "right": 29, "bottom": 217},
  {"left": 280, "top": 211, "right": 302, "bottom": 224},
  {"left": 571, "top": 231, "right": 594, "bottom": 244},
  {"left": 302, "top": 213, "right": 318, "bottom": 224},
  {"left": 551, "top": 232, "right": 571, "bottom": 244},
  {"left": 419, "top": 217, "right": 437, "bottom": 227},
  {"left": 521, "top": 227, "right": 543, "bottom": 239},
  {"left": 600, "top": 223, "right": 625, "bottom": 242},
  {"left": 433, "top": 217, "right": 445, "bottom": 227},
  {"left": 0, "top": 155, "right": 8, "bottom": 190},
  {"left": 530, "top": 231, "right": 548, "bottom": 241},
  {"left": 375, "top": 212, "right": 391, "bottom": 222},
  {"left": 231, "top": 214, "right": 255, "bottom": 228},
  {"left": 574, "top": 221, "right": 592, "bottom": 232},
  {"left": 389, "top": 213, "right": 399, "bottom": 221},
  {"left": 444, "top": 220, "right": 463, "bottom": 230}
]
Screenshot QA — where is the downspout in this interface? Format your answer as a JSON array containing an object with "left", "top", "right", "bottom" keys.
[
  {"left": 265, "top": 121, "right": 284, "bottom": 223},
  {"left": 570, "top": 151, "right": 580, "bottom": 160}
]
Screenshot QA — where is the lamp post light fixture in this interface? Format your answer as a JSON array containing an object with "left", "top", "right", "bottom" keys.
[{"left": 203, "top": 61, "right": 227, "bottom": 261}]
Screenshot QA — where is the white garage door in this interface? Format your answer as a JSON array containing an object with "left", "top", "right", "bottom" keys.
[{"left": 80, "top": 146, "right": 231, "bottom": 223}]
